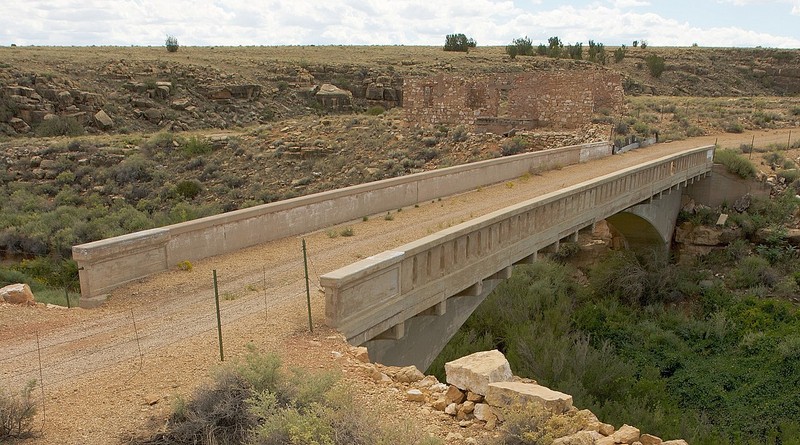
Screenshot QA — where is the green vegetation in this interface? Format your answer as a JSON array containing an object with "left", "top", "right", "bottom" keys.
[
  {"left": 0, "top": 380, "right": 37, "bottom": 439},
  {"left": 165, "top": 35, "right": 179, "bottom": 53},
  {"left": 132, "top": 347, "right": 442, "bottom": 445},
  {"left": 714, "top": 149, "right": 757, "bottom": 179},
  {"left": 443, "top": 33, "right": 476, "bottom": 52},
  {"left": 645, "top": 54, "right": 666, "bottom": 78},
  {"left": 366, "top": 105, "right": 385, "bottom": 116},
  {"left": 35, "top": 116, "right": 85, "bottom": 137},
  {"left": 613, "top": 45, "right": 626, "bottom": 63},
  {"left": 506, "top": 37, "right": 534, "bottom": 59}
]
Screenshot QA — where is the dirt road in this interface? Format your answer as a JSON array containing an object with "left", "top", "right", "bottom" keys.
[{"left": 0, "top": 128, "right": 795, "bottom": 444}]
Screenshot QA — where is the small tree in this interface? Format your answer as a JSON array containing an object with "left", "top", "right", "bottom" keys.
[
  {"left": 567, "top": 42, "right": 583, "bottom": 60},
  {"left": 588, "top": 40, "right": 606, "bottom": 64},
  {"left": 640, "top": 40, "right": 648, "bottom": 49},
  {"left": 645, "top": 54, "right": 665, "bottom": 78},
  {"left": 444, "top": 33, "right": 475, "bottom": 52},
  {"left": 614, "top": 45, "right": 627, "bottom": 63},
  {"left": 506, "top": 36, "right": 533, "bottom": 58},
  {"left": 165, "top": 35, "right": 179, "bottom": 52},
  {"left": 632, "top": 40, "right": 639, "bottom": 47},
  {"left": 547, "top": 36, "right": 563, "bottom": 58}
]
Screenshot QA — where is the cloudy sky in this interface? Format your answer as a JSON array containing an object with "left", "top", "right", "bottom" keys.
[{"left": 1, "top": 0, "right": 798, "bottom": 48}]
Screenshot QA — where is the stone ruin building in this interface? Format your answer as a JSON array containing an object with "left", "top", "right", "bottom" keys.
[{"left": 403, "top": 69, "right": 624, "bottom": 133}]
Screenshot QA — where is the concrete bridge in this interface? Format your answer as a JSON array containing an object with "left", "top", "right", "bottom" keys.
[{"left": 320, "top": 145, "right": 715, "bottom": 370}]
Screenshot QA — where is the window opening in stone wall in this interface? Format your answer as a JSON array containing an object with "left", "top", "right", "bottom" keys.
[
  {"left": 498, "top": 87, "right": 510, "bottom": 118},
  {"left": 467, "top": 86, "right": 486, "bottom": 109},
  {"left": 423, "top": 85, "right": 433, "bottom": 107}
]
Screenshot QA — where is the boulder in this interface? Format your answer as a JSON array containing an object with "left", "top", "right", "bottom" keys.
[
  {"left": 171, "top": 98, "right": 191, "bottom": 110},
  {"left": 393, "top": 365, "right": 424, "bottom": 383},
  {"left": 552, "top": 430, "right": 603, "bottom": 445},
  {"left": 640, "top": 433, "right": 663, "bottom": 445},
  {"left": 444, "top": 385, "right": 466, "bottom": 405},
  {"left": 473, "top": 403, "right": 496, "bottom": 422},
  {"left": 8, "top": 117, "right": 30, "bottom": 134},
  {"left": 485, "top": 382, "right": 573, "bottom": 414},
  {"left": 661, "top": 441, "right": 689, "bottom": 445},
  {"left": 94, "top": 109, "right": 114, "bottom": 129},
  {"left": 612, "top": 424, "right": 641, "bottom": 444},
  {"left": 406, "top": 389, "right": 425, "bottom": 402},
  {"left": 445, "top": 349, "right": 513, "bottom": 395},
  {"left": 0, "top": 283, "right": 35, "bottom": 305}
]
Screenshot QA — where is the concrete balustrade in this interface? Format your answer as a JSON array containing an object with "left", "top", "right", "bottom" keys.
[
  {"left": 73, "top": 142, "right": 611, "bottom": 306},
  {"left": 321, "top": 146, "right": 714, "bottom": 349}
]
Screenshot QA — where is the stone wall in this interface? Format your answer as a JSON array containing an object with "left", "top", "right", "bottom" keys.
[{"left": 403, "top": 70, "right": 624, "bottom": 132}]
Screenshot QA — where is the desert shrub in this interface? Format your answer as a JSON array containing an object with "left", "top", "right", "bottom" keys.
[
  {"left": 112, "top": 155, "right": 155, "bottom": 184},
  {"left": 182, "top": 136, "right": 212, "bottom": 157},
  {"left": 366, "top": 105, "right": 385, "bottom": 116},
  {"left": 443, "top": 33, "right": 475, "bottom": 52},
  {"left": 552, "top": 241, "right": 580, "bottom": 262},
  {"left": 340, "top": 227, "right": 354, "bottom": 237},
  {"left": 506, "top": 37, "right": 533, "bottom": 58},
  {"left": 547, "top": 36, "right": 563, "bottom": 58},
  {"left": 723, "top": 121, "right": 744, "bottom": 133},
  {"left": 165, "top": 35, "right": 179, "bottom": 52},
  {"left": 501, "top": 137, "right": 526, "bottom": 156},
  {"left": 143, "top": 131, "right": 178, "bottom": 152},
  {"left": 729, "top": 255, "right": 778, "bottom": 289},
  {"left": 175, "top": 180, "right": 202, "bottom": 200},
  {"left": 0, "top": 380, "right": 37, "bottom": 439},
  {"left": 566, "top": 42, "right": 583, "bottom": 60},
  {"left": 35, "top": 116, "right": 85, "bottom": 137},
  {"left": 589, "top": 251, "right": 683, "bottom": 306},
  {"left": 777, "top": 169, "right": 800, "bottom": 183},
  {"left": 451, "top": 125, "right": 468, "bottom": 142},
  {"left": 714, "top": 149, "right": 756, "bottom": 179},
  {"left": 613, "top": 45, "right": 626, "bottom": 63},
  {"left": 645, "top": 54, "right": 665, "bottom": 78}
]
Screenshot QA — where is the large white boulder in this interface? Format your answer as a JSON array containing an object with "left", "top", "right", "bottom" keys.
[
  {"left": 0, "top": 283, "right": 35, "bottom": 305},
  {"left": 444, "top": 349, "right": 512, "bottom": 395}
]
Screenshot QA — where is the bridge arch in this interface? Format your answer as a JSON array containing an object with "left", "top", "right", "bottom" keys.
[{"left": 605, "top": 187, "right": 682, "bottom": 252}]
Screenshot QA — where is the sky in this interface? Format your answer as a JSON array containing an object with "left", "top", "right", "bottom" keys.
[{"left": 0, "top": 0, "right": 798, "bottom": 48}]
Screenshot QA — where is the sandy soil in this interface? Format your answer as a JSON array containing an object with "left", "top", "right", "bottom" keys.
[{"left": 0, "top": 128, "right": 795, "bottom": 444}]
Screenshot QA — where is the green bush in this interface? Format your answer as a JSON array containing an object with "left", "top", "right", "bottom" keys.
[
  {"left": 366, "top": 106, "right": 385, "bottom": 116},
  {"left": 714, "top": 149, "right": 756, "bottom": 179},
  {"left": 165, "top": 35, "right": 179, "bottom": 52},
  {"left": 35, "top": 116, "right": 85, "bottom": 137},
  {"left": 723, "top": 121, "right": 744, "bottom": 133},
  {"left": 443, "top": 33, "right": 476, "bottom": 52},
  {"left": 506, "top": 37, "right": 534, "bottom": 58},
  {"left": 501, "top": 137, "right": 526, "bottom": 156},
  {"left": 182, "top": 136, "right": 212, "bottom": 157},
  {"left": 175, "top": 180, "right": 202, "bottom": 200},
  {"left": 587, "top": 40, "right": 606, "bottom": 64},
  {"left": 645, "top": 54, "right": 666, "bottom": 78},
  {"left": 613, "top": 45, "right": 626, "bottom": 63},
  {"left": 0, "top": 381, "right": 37, "bottom": 439}
]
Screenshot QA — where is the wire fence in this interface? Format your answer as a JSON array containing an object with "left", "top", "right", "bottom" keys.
[{"left": 1, "top": 238, "right": 329, "bottom": 435}]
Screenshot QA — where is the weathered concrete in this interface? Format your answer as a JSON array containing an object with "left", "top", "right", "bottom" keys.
[
  {"left": 685, "top": 163, "right": 770, "bottom": 207},
  {"left": 321, "top": 146, "right": 714, "bottom": 369},
  {"left": 606, "top": 186, "right": 683, "bottom": 251},
  {"left": 73, "top": 142, "right": 610, "bottom": 306}
]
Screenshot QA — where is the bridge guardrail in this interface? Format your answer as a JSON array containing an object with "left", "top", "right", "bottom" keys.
[
  {"left": 321, "top": 145, "right": 715, "bottom": 344},
  {"left": 73, "top": 142, "right": 610, "bottom": 303}
]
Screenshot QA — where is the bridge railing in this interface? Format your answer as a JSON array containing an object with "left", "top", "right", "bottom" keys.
[
  {"left": 321, "top": 146, "right": 715, "bottom": 344},
  {"left": 72, "top": 141, "right": 610, "bottom": 303}
]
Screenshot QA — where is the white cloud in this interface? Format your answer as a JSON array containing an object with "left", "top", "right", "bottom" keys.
[{"left": 0, "top": 0, "right": 797, "bottom": 47}]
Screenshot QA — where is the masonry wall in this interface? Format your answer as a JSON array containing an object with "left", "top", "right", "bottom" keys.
[{"left": 404, "top": 70, "right": 624, "bottom": 130}]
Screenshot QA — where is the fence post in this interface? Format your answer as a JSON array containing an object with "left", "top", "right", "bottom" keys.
[
  {"left": 213, "top": 270, "right": 224, "bottom": 361},
  {"left": 64, "top": 287, "right": 70, "bottom": 309},
  {"left": 302, "top": 239, "right": 313, "bottom": 333}
]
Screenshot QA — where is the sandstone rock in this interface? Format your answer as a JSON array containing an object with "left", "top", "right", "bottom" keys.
[
  {"left": 8, "top": 117, "right": 30, "bottom": 134},
  {"left": 552, "top": 430, "right": 603, "bottom": 445},
  {"left": 171, "top": 98, "right": 191, "bottom": 110},
  {"left": 599, "top": 423, "right": 615, "bottom": 436},
  {"left": 445, "top": 432, "right": 463, "bottom": 442},
  {"left": 94, "top": 109, "right": 113, "bottom": 129},
  {"left": 445, "top": 403, "right": 458, "bottom": 415},
  {"left": 143, "top": 108, "right": 163, "bottom": 122},
  {"left": 661, "top": 441, "right": 689, "bottom": 445},
  {"left": 640, "top": 433, "right": 663, "bottom": 445},
  {"left": 414, "top": 375, "right": 439, "bottom": 389},
  {"left": 0, "top": 283, "right": 35, "bottom": 305},
  {"left": 432, "top": 397, "right": 447, "bottom": 411},
  {"left": 466, "top": 391, "right": 483, "bottom": 402},
  {"left": 352, "top": 346, "right": 370, "bottom": 363},
  {"left": 444, "top": 385, "right": 466, "bottom": 405},
  {"left": 461, "top": 400, "right": 475, "bottom": 414},
  {"left": 612, "top": 424, "right": 640, "bottom": 443},
  {"left": 485, "top": 382, "right": 573, "bottom": 413},
  {"left": 596, "top": 437, "right": 616, "bottom": 445},
  {"left": 473, "top": 403, "right": 496, "bottom": 422},
  {"left": 393, "top": 365, "right": 424, "bottom": 383},
  {"left": 406, "top": 389, "right": 425, "bottom": 402},
  {"left": 445, "top": 349, "right": 512, "bottom": 395}
]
